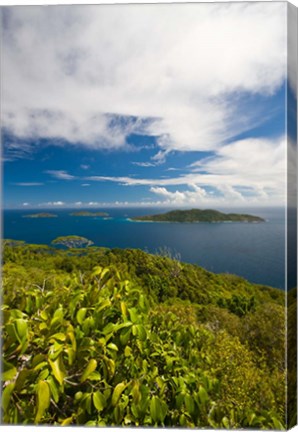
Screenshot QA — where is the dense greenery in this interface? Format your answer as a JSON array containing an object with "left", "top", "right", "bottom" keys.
[
  {"left": 51, "top": 236, "right": 94, "bottom": 249},
  {"left": 70, "top": 211, "right": 109, "bottom": 217},
  {"left": 2, "top": 240, "right": 286, "bottom": 428},
  {"left": 132, "top": 209, "right": 265, "bottom": 223},
  {"left": 22, "top": 213, "right": 58, "bottom": 218}
]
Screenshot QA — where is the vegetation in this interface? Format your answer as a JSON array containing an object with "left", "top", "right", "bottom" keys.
[
  {"left": 51, "top": 236, "right": 94, "bottom": 249},
  {"left": 2, "top": 240, "right": 286, "bottom": 428},
  {"left": 70, "top": 211, "right": 109, "bottom": 217},
  {"left": 22, "top": 213, "right": 58, "bottom": 218},
  {"left": 132, "top": 209, "right": 265, "bottom": 223}
]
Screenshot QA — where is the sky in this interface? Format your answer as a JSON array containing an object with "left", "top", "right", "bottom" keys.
[{"left": 1, "top": 3, "right": 289, "bottom": 209}]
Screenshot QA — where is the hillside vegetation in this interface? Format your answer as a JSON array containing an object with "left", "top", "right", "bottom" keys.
[
  {"left": 2, "top": 240, "right": 285, "bottom": 428},
  {"left": 132, "top": 209, "right": 265, "bottom": 223}
]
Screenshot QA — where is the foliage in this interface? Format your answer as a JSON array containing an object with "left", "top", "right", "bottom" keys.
[
  {"left": 1, "top": 241, "right": 286, "bottom": 428},
  {"left": 132, "top": 209, "right": 265, "bottom": 223},
  {"left": 51, "top": 236, "right": 94, "bottom": 249},
  {"left": 22, "top": 213, "right": 57, "bottom": 218},
  {"left": 69, "top": 211, "right": 109, "bottom": 217},
  {"left": 217, "top": 294, "right": 256, "bottom": 317}
]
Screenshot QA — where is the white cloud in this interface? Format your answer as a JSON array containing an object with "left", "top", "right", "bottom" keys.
[
  {"left": 2, "top": 4, "right": 286, "bottom": 154},
  {"left": 13, "top": 182, "right": 44, "bottom": 186},
  {"left": 81, "top": 183, "right": 90, "bottom": 187},
  {"left": 132, "top": 161, "right": 155, "bottom": 168},
  {"left": 42, "top": 201, "right": 65, "bottom": 206},
  {"left": 46, "top": 170, "right": 75, "bottom": 180},
  {"left": 150, "top": 185, "right": 208, "bottom": 206},
  {"left": 22, "top": 202, "right": 30, "bottom": 206},
  {"left": 85, "top": 136, "right": 286, "bottom": 206}
]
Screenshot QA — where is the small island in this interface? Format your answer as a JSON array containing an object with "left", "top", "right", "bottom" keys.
[
  {"left": 70, "top": 211, "right": 109, "bottom": 217},
  {"left": 23, "top": 213, "right": 58, "bottom": 218},
  {"left": 132, "top": 209, "right": 265, "bottom": 223}
]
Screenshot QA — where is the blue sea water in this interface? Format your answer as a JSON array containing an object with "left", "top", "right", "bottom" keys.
[{"left": 3, "top": 207, "right": 285, "bottom": 289}]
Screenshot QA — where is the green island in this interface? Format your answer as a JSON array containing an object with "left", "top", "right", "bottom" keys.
[
  {"left": 132, "top": 209, "right": 265, "bottom": 223},
  {"left": 70, "top": 211, "right": 109, "bottom": 217},
  {"left": 22, "top": 213, "right": 58, "bottom": 218},
  {"left": 2, "top": 237, "right": 292, "bottom": 428}
]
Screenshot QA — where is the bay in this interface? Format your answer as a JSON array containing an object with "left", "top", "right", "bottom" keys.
[{"left": 3, "top": 206, "right": 285, "bottom": 289}]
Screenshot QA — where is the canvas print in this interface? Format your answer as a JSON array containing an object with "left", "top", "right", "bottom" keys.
[{"left": 1, "top": 2, "right": 297, "bottom": 429}]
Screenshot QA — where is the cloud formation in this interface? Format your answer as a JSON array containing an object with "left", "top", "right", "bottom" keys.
[
  {"left": 45, "top": 170, "right": 76, "bottom": 180},
  {"left": 3, "top": 3, "right": 286, "bottom": 154},
  {"left": 85, "top": 137, "right": 286, "bottom": 206},
  {"left": 13, "top": 182, "right": 44, "bottom": 186}
]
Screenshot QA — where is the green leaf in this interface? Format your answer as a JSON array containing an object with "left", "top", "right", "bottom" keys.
[
  {"left": 33, "top": 361, "right": 48, "bottom": 371},
  {"left": 272, "top": 417, "right": 284, "bottom": 430},
  {"left": 38, "top": 368, "right": 50, "bottom": 380},
  {"left": 128, "top": 308, "right": 138, "bottom": 323},
  {"left": 40, "top": 310, "right": 48, "bottom": 321},
  {"left": 102, "top": 322, "right": 115, "bottom": 335},
  {"left": 86, "top": 420, "right": 97, "bottom": 426},
  {"left": 32, "top": 353, "right": 46, "bottom": 368},
  {"left": 14, "top": 319, "right": 28, "bottom": 342},
  {"left": 105, "top": 357, "right": 115, "bottom": 379},
  {"left": 120, "top": 327, "right": 131, "bottom": 345},
  {"left": 61, "top": 416, "right": 73, "bottom": 426},
  {"left": 112, "top": 382, "right": 126, "bottom": 406},
  {"left": 2, "top": 383, "right": 15, "bottom": 412},
  {"left": 107, "top": 342, "right": 118, "bottom": 351},
  {"left": 49, "top": 332, "right": 66, "bottom": 342},
  {"left": 139, "top": 295, "right": 146, "bottom": 311},
  {"left": 120, "top": 301, "right": 127, "bottom": 319},
  {"left": 50, "top": 308, "right": 64, "bottom": 328},
  {"left": 10, "top": 309, "right": 26, "bottom": 319},
  {"left": 124, "top": 346, "right": 132, "bottom": 357},
  {"left": 150, "top": 395, "right": 162, "bottom": 423},
  {"left": 80, "top": 359, "right": 97, "bottom": 382},
  {"left": 5, "top": 323, "right": 18, "bottom": 341},
  {"left": 14, "top": 369, "right": 31, "bottom": 392},
  {"left": 93, "top": 391, "right": 106, "bottom": 412},
  {"left": 198, "top": 385, "right": 208, "bottom": 405},
  {"left": 100, "top": 267, "right": 110, "bottom": 279},
  {"left": 92, "top": 265, "right": 103, "bottom": 276},
  {"left": 132, "top": 381, "right": 141, "bottom": 403},
  {"left": 136, "top": 324, "right": 147, "bottom": 341},
  {"left": 84, "top": 393, "right": 92, "bottom": 415},
  {"left": 87, "top": 371, "right": 102, "bottom": 381},
  {"left": 2, "top": 366, "right": 17, "bottom": 381},
  {"left": 96, "top": 299, "right": 111, "bottom": 313},
  {"left": 76, "top": 308, "right": 87, "bottom": 325},
  {"left": 47, "top": 375, "right": 59, "bottom": 403},
  {"left": 35, "top": 380, "right": 50, "bottom": 423},
  {"left": 222, "top": 417, "right": 230, "bottom": 428},
  {"left": 184, "top": 394, "right": 195, "bottom": 414},
  {"left": 65, "top": 347, "right": 75, "bottom": 366},
  {"left": 176, "top": 392, "right": 185, "bottom": 409},
  {"left": 39, "top": 322, "right": 48, "bottom": 332},
  {"left": 67, "top": 328, "right": 77, "bottom": 352},
  {"left": 48, "top": 356, "right": 65, "bottom": 386}
]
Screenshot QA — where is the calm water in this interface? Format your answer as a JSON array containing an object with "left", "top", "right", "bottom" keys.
[{"left": 3, "top": 207, "right": 285, "bottom": 289}]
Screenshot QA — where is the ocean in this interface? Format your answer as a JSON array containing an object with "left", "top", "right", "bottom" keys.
[{"left": 3, "top": 207, "right": 285, "bottom": 289}]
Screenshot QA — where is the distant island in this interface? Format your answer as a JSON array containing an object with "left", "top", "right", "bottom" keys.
[
  {"left": 23, "top": 213, "right": 57, "bottom": 218},
  {"left": 132, "top": 209, "right": 265, "bottom": 223},
  {"left": 70, "top": 211, "right": 109, "bottom": 217}
]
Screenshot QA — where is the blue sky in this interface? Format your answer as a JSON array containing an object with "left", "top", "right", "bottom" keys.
[{"left": 2, "top": 3, "right": 289, "bottom": 209}]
